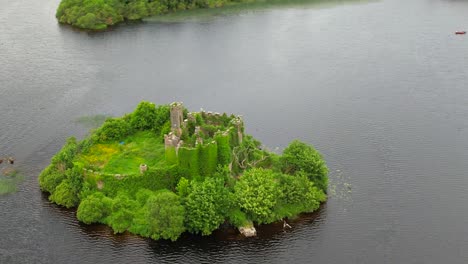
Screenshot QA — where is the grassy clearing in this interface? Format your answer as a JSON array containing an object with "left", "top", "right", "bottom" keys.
[{"left": 78, "top": 131, "right": 166, "bottom": 175}]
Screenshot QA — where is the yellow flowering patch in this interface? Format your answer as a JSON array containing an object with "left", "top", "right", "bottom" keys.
[{"left": 79, "top": 144, "right": 120, "bottom": 169}]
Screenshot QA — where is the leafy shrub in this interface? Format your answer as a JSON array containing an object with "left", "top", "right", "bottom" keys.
[
  {"left": 77, "top": 192, "right": 110, "bottom": 224},
  {"left": 107, "top": 193, "right": 138, "bottom": 233},
  {"left": 94, "top": 117, "right": 132, "bottom": 142},
  {"left": 56, "top": 0, "right": 123, "bottom": 30},
  {"left": 184, "top": 177, "right": 229, "bottom": 235},
  {"left": 176, "top": 177, "right": 190, "bottom": 197},
  {"left": 49, "top": 180, "right": 79, "bottom": 208},
  {"left": 51, "top": 137, "right": 78, "bottom": 169},
  {"left": 226, "top": 208, "right": 248, "bottom": 228},
  {"left": 135, "top": 188, "right": 155, "bottom": 206},
  {"left": 146, "top": 190, "right": 186, "bottom": 241},
  {"left": 154, "top": 105, "right": 171, "bottom": 133},
  {"left": 159, "top": 120, "right": 171, "bottom": 142},
  {"left": 280, "top": 140, "right": 329, "bottom": 192},
  {"left": 39, "top": 137, "right": 79, "bottom": 194},
  {"left": 274, "top": 172, "right": 326, "bottom": 218},
  {"left": 234, "top": 168, "right": 280, "bottom": 224},
  {"left": 130, "top": 101, "right": 157, "bottom": 130},
  {"left": 38, "top": 165, "right": 67, "bottom": 193}
]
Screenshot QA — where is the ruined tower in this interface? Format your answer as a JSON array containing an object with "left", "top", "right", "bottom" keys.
[
  {"left": 170, "top": 102, "right": 184, "bottom": 137},
  {"left": 231, "top": 116, "right": 244, "bottom": 144}
]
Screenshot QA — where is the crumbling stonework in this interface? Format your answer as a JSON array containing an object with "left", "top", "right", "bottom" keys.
[
  {"left": 170, "top": 102, "right": 184, "bottom": 136},
  {"left": 164, "top": 132, "right": 183, "bottom": 153},
  {"left": 165, "top": 102, "right": 244, "bottom": 159},
  {"left": 139, "top": 164, "right": 148, "bottom": 174}
]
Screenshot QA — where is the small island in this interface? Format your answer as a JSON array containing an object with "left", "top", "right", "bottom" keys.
[
  {"left": 56, "top": 0, "right": 253, "bottom": 30},
  {"left": 39, "top": 102, "right": 328, "bottom": 241}
]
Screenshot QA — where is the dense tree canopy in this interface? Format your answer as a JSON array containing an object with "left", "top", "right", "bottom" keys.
[{"left": 56, "top": 0, "right": 238, "bottom": 30}]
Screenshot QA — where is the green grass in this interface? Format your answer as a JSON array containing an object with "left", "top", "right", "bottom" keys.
[
  {"left": 78, "top": 131, "right": 166, "bottom": 175},
  {"left": 144, "top": 0, "right": 368, "bottom": 23}
]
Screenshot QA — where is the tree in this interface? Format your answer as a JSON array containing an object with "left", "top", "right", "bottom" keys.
[
  {"left": 130, "top": 101, "right": 157, "bottom": 130},
  {"left": 94, "top": 117, "right": 132, "bottom": 142},
  {"left": 234, "top": 168, "right": 280, "bottom": 224},
  {"left": 153, "top": 105, "right": 170, "bottom": 133},
  {"left": 107, "top": 194, "right": 138, "bottom": 233},
  {"left": 280, "top": 140, "right": 329, "bottom": 192},
  {"left": 276, "top": 172, "right": 326, "bottom": 217},
  {"left": 184, "top": 178, "right": 229, "bottom": 235},
  {"left": 49, "top": 180, "right": 79, "bottom": 208},
  {"left": 38, "top": 164, "right": 67, "bottom": 193},
  {"left": 77, "top": 193, "right": 110, "bottom": 224},
  {"left": 176, "top": 177, "right": 190, "bottom": 197},
  {"left": 146, "top": 191, "right": 186, "bottom": 241},
  {"left": 51, "top": 137, "right": 78, "bottom": 169},
  {"left": 76, "top": 13, "right": 99, "bottom": 29}
]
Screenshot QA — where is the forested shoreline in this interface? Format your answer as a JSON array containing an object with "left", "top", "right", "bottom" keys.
[{"left": 56, "top": 0, "right": 247, "bottom": 30}]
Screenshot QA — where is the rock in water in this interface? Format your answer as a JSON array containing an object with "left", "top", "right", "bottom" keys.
[{"left": 239, "top": 226, "right": 257, "bottom": 237}]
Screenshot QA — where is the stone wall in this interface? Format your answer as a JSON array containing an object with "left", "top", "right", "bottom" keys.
[{"left": 170, "top": 102, "right": 184, "bottom": 136}]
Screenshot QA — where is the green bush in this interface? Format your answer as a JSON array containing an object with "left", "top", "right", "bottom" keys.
[
  {"left": 131, "top": 101, "right": 157, "bottom": 130},
  {"left": 56, "top": 0, "right": 123, "bottom": 30},
  {"left": 107, "top": 193, "right": 138, "bottom": 233},
  {"left": 274, "top": 172, "right": 326, "bottom": 218},
  {"left": 39, "top": 137, "right": 79, "bottom": 194},
  {"left": 51, "top": 137, "right": 78, "bottom": 169},
  {"left": 234, "top": 168, "right": 280, "bottom": 224},
  {"left": 184, "top": 177, "right": 229, "bottom": 235},
  {"left": 77, "top": 192, "right": 109, "bottom": 224},
  {"left": 226, "top": 207, "right": 248, "bottom": 228},
  {"left": 159, "top": 120, "right": 171, "bottom": 141},
  {"left": 154, "top": 105, "right": 171, "bottom": 133},
  {"left": 49, "top": 180, "right": 79, "bottom": 208},
  {"left": 280, "top": 140, "right": 329, "bottom": 192},
  {"left": 176, "top": 177, "right": 190, "bottom": 197},
  {"left": 94, "top": 117, "right": 132, "bottom": 142},
  {"left": 135, "top": 188, "right": 155, "bottom": 206},
  {"left": 38, "top": 165, "right": 67, "bottom": 193},
  {"left": 146, "top": 190, "right": 186, "bottom": 241}
]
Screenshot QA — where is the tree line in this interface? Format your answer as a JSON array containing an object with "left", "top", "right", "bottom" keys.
[{"left": 56, "top": 0, "right": 244, "bottom": 29}]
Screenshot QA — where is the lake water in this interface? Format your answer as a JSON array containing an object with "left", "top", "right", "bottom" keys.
[{"left": 1, "top": 0, "right": 468, "bottom": 263}]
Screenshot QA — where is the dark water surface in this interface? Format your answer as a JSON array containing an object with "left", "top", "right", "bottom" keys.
[{"left": 1, "top": 0, "right": 468, "bottom": 263}]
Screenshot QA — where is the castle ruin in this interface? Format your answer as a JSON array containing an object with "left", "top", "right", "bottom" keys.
[{"left": 164, "top": 102, "right": 244, "bottom": 156}]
